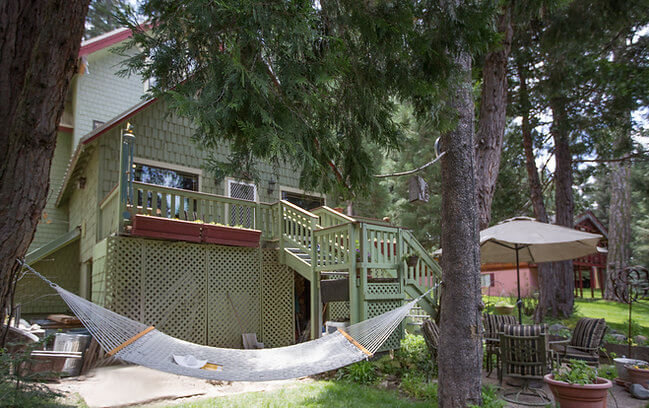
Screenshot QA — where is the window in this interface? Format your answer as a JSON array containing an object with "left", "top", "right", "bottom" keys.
[
  {"left": 134, "top": 164, "right": 199, "bottom": 191},
  {"left": 92, "top": 120, "right": 105, "bottom": 130},
  {"left": 134, "top": 163, "right": 200, "bottom": 217},
  {"left": 227, "top": 180, "right": 257, "bottom": 228},
  {"left": 481, "top": 273, "right": 495, "bottom": 288},
  {"left": 281, "top": 191, "right": 324, "bottom": 211}
]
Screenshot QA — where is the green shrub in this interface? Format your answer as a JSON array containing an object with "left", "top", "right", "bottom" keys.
[
  {"left": 598, "top": 364, "right": 617, "bottom": 381},
  {"left": 398, "top": 372, "right": 437, "bottom": 401},
  {"left": 396, "top": 334, "right": 434, "bottom": 376},
  {"left": 335, "top": 360, "right": 378, "bottom": 385},
  {"left": 467, "top": 385, "right": 506, "bottom": 408}
]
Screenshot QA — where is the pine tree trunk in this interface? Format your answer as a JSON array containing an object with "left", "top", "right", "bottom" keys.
[
  {"left": 438, "top": 48, "right": 483, "bottom": 407},
  {"left": 605, "top": 158, "right": 631, "bottom": 301},
  {"left": 0, "top": 0, "right": 89, "bottom": 343},
  {"left": 475, "top": 8, "right": 513, "bottom": 230},
  {"left": 546, "top": 94, "right": 575, "bottom": 317},
  {"left": 517, "top": 58, "right": 559, "bottom": 322}
]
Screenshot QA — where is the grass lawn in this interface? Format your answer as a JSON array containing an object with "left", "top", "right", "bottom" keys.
[
  {"left": 484, "top": 292, "right": 649, "bottom": 337},
  {"left": 156, "top": 381, "right": 431, "bottom": 408}
]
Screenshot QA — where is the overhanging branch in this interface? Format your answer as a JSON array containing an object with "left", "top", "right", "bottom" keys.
[{"left": 374, "top": 152, "right": 446, "bottom": 178}]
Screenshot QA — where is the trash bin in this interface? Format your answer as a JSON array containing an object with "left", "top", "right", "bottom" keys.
[{"left": 53, "top": 333, "right": 91, "bottom": 376}]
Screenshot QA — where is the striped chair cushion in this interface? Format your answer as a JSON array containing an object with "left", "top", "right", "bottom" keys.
[
  {"left": 570, "top": 318, "right": 606, "bottom": 349},
  {"left": 483, "top": 314, "right": 517, "bottom": 336},
  {"left": 500, "top": 324, "right": 550, "bottom": 377}
]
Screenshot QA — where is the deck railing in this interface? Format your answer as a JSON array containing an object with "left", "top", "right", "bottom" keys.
[
  {"left": 279, "top": 200, "right": 319, "bottom": 255},
  {"left": 312, "top": 206, "right": 355, "bottom": 228},
  {"left": 125, "top": 181, "right": 278, "bottom": 240},
  {"left": 313, "top": 223, "right": 353, "bottom": 271}
]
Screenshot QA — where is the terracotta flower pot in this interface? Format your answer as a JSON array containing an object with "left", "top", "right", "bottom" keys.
[
  {"left": 544, "top": 374, "right": 612, "bottom": 408},
  {"left": 626, "top": 365, "right": 649, "bottom": 388},
  {"left": 202, "top": 223, "right": 261, "bottom": 247},
  {"left": 132, "top": 215, "right": 202, "bottom": 242}
]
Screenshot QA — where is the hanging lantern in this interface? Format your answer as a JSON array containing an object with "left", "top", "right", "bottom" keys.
[{"left": 408, "top": 175, "right": 429, "bottom": 203}]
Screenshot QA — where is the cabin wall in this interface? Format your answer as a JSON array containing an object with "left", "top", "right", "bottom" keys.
[
  {"left": 73, "top": 48, "right": 145, "bottom": 148},
  {"left": 68, "top": 149, "right": 100, "bottom": 263},
  {"left": 28, "top": 131, "right": 72, "bottom": 252},
  {"left": 96, "top": 100, "right": 314, "bottom": 205}
]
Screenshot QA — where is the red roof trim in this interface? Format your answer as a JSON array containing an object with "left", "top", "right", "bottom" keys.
[
  {"left": 79, "top": 28, "right": 134, "bottom": 57},
  {"left": 57, "top": 125, "right": 73, "bottom": 133}
]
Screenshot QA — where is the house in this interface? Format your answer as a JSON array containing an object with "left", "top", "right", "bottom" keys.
[
  {"left": 16, "top": 29, "right": 440, "bottom": 350},
  {"left": 480, "top": 211, "right": 608, "bottom": 299}
]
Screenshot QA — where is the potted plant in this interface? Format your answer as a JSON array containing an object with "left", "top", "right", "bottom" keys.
[
  {"left": 132, "top": 214, "right": 202, "bottom": 242},
  {"left": 405, "top": 254, "right": 419, "bottom": 267},
  {"left": 613, "top": 357, "right": 646, "bottom": 382},
  {"left": 494, "top": 301, "right": 515, "bottom": 315},
  {"left": 626, "top": 362, "right": 649, "bottom": 387},
  {"left": 201, "top": 222, "right": 261, "bottom": 247},
  {"left": 544, "top": 359, "right": 612, "bottom": 408}
]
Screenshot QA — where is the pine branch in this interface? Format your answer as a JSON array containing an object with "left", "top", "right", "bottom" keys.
[
  {"left": 374, "top": 152, "right": 446, "bottom": 178},
  {"left": 575, "top": 152, "right": 649, "bottom": 163}
]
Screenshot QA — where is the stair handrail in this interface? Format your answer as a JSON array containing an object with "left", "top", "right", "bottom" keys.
[
  {"left": 279, "top": 200, "right": 320, "bottom": 256},
  {"left": 311, "top": 206, "right": 355, "bottom": 228},
  {"left": 402, "top": 230, "right": 442, "bottom": 288}
]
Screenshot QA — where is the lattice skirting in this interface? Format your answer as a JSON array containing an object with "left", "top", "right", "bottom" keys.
[{"left": 100, "top": 236, "right": 294, "bottom": 348}]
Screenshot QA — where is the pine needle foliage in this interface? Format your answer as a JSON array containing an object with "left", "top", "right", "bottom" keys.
[{"left": 116, "top": 0, "right": 496, "bottom": 197}]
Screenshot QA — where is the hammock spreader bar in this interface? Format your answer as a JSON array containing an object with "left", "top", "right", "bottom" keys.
[
  {"left": 107, "top": 326, "right": 156, "bottom": 356},
  {"left": 337, "top": 328, "right": 373, "bottom": 357}
]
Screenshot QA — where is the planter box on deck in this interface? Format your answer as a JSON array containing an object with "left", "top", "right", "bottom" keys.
[
  {"left": 202, "top": 224, "right": 261, "bottom": 247},
  {"left": 132, "top": 215, "right": 202, "bottom": 243}
]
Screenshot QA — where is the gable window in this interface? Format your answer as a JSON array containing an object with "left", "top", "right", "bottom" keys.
[{"left": 281, "top": 190, "right": 324, "bottom": 211}]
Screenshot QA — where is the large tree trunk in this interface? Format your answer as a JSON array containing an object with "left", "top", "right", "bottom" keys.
[
  {"left": 475, "top": 8, "right": 513, "bottom": 230},
  {"left": 517, "top": 58, "right": 560, "bottom": 322},
  {"left": 605, "top": 154, "right": 632, "bottom": 301},
  {"left": 438, "top": 49, "right": 483, "bottom": 407},
  {"left": 0, "top": 0, "right": 90, "bottom": 343},
  {"left": 545, "top": 93, "right": 575, "bottom": 318}
]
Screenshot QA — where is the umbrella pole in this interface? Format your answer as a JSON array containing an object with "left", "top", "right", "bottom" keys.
[{"left": 516, "top": 245, "right": 523, "bottom": 324}]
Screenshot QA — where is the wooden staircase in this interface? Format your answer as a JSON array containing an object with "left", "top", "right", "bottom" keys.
[{"left": 277, "top": 201, "right": 441, "bottom": 340}]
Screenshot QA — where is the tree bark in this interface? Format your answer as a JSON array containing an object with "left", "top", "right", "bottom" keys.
[
  {"left": 438, "top": 50, "right": 483, "bottom": 407},
  {"left": 475, "top": 8, "right": 513, "bottom": 230},
  {"left": 545, "top": 93, "right": 575, "bottom": 318},
  {"left": 0, "top": 0, "right": 90, "bottom": 343}
]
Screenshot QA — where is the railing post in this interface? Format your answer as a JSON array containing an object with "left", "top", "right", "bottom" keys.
[
  {"left": 118, "top": 125, "right": 135, "bottom": 234},
  {"left": 309, "top": 216, "right": 321, "bottom": 339},
  {"left": 278, "top": 203, "right": 285, "bottom": 262},
  {"left": 348, "top": 222, "right": 361, "bottom": 324}
]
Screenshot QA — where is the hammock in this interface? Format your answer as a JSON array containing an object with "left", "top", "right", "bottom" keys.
[{"left": 24, "top": 263, "right": 434, "bottom": 382}]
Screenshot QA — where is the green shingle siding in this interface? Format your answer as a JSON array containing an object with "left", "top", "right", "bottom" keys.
[
  {"left": 69, "top": 149, "right": 99, "bottom": 263},
  {"left": 28, "top": 132, "right": 72, "bottom": 252}
]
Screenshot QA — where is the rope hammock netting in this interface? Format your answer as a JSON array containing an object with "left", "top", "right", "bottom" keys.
[{"left": 20, "top": 261, "right": 435, "bottom": 382}]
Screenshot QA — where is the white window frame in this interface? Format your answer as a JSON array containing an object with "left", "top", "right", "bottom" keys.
[
  {"left": 279, "top": 185, "right": 326, "bottom": 207},
  {"left": 225, "top": 178, "right": 259, "bottom": 202},
  {"left": 133, "top": 157, "right": 203, "bottom": 191}
]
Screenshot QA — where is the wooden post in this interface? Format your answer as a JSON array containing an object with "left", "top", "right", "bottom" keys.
[
  {"left": 348, "top": 223, "right": 360, "bottom": 324},
  {"left": 118, "top": 126, "right": 135, "bottom": 233},
  {"left": 590, "top": 266, "right": 595, "bottom": 298},
  {"left": 578, "top": 266, "right": 584, "bottom": 298},
  {"left": 309, "top": 216, "right": 321, "bottom": 339}
]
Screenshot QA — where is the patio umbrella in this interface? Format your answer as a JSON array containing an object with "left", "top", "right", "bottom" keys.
[{"left": 480, "top": 216, "right": 603, "bottom": 323}]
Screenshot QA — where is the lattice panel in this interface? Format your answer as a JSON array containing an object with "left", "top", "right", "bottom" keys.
[
  {"left": 143, "top": 241, "right": 207, "bottom": 344},
  {"left": 16, "top": 241, "right": 80, "bottom": 315},
  {"left": 207, "top": 246, "right": 262, "bottom": 348},
  {"left": 328, "top": 301, "right": 350, "bottom": 321},
  {"left": 365, "top": 299, "right": 403, "bottom": 351},
  {"left": 261, "top": 249, "right": 294, "bottom": 347},
  {"left": 104, "top": 237, "right": 296, "bottom": 348},
  {"left": 366, "top": 283, "right": 401, "bottom": 296}
]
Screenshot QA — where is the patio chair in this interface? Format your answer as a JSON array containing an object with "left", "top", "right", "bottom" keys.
[
  {"left": 421, "top": 319, "right": 439, "bottom": 363},
  {"left": 482, "top": 313, "right": 517, "bottom": 376},
  {"left": 555, "top": 317, "right": 606, "bottom": 365},
  {"left": 499, "top": 323, "right": 553, "bottom": 406}
]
